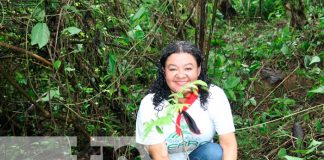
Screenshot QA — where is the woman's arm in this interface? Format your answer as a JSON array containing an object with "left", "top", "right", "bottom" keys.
[
  {"left": 146, "top": 141, "right": 170, "bottom": 160},
  {"left": 219, "top": 132, "right": 237, "bottom": 160}
]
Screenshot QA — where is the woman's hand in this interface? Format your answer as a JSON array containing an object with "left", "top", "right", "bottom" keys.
[
  {"left": 219, "top": 132, "right": 237, "bottom": 160},
  {"left": 146, "top": 141, "right": 170, "bottom": 160}
]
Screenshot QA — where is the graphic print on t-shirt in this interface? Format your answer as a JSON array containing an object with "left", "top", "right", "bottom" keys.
[{"left": 166, "top": 120, "right": 209, "bottom": 154}]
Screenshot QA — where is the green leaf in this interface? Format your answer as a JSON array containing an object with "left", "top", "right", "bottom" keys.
[
  {"left": 82, "top": 87, "right": 93, "bottom": 94},
  {"left": 86, "top": 124, "right": 95, "bottom": 133},
  {"left": 64, "top": 67, "right": 75, "bottom": 72},
  {"left": 249, "top": 61, "right": 261, "bottom": 72},
  {"left": 215, "top": 54, "right": 226, "bottom": 67},
  {"left": 31, "top": 23, "right": 50, "bottom": 48},
  {"left": 293, "top": 149, "right": 308, "bottom": 155},
  {"left": 143, "top": 123, "right": 153, "bottom": 138},
  {"left": 192, "top": 80, "right": 208, "bottom": 87},
  {"left": 283, "top": 155, "right": 304, "bottom": 160},
  {"left": 15, "top": 71, "right": 27, "bottom": 85},
  {"left": 283, "top": 98, "right": 296, "bottom": 106},
  {"left": 32, "top": 8, "right": 45, "bottom": 22},
  {"left": 250, "top": 97, "right": 257, "bottom": 106},
  {"left": 304, "top": 55, "right": 311, "bottom": 68},
  {"left": 226, "top": 89, "right": 236, "bottom": 101},
  {"left": 41, "top": 89, "right": 61, "bottom": 102},
  {"left": 63, "top": 5, "right": 79, "bottom": 13},
  {"left": 309, "top": 56, "right": 321, "bottom": 65},
  {"left": 300, "top": 41, "right": 310, "bottom": 51},
  {"left": 63, "top": 27, "right": 82, "bottom": 36},
  {"left": 109, "top": 52, "right": 116, "bottom": 74},
  {"left": 308, "top": 86, "right": 324, "bottom": 94},
  {"left": 315, "top": 119, "right": 322, "bottom": 133},
  {"left": 281, "top": 44, "right": 290, "bottom": 55},
  {"left": 155, "top": 116, "right": 173, "bottom": 126},
  {"left": 310, "top": 67, "right": 321, "bottom": 75},
  {"left": 308, "top": 139, "right": 322, "bottom": 149},
  {"left": 278, "top": 148, "right": 287, "bottom": 158},
  {"left": 54, "top": 60, "right": 61, "bottom": 71},
  {"left": 244, "top": 101, "right": 250, "bottom": 107},
  {"left": 127, "top": 25, "right": 144, "bottom": 40},
  {"left": 282, "top": 26, "right": 290, "bottom": 38},
  {"left": 132, "top": 6, "right": 146, "bottom": 21},
  {"left": 155, "top": 126, "right": 163, "bottom": 134},
  {"left": 304, "top": 55, "right": 320, "bottom": 67},
  {"left": 120, "top": 85, "right": 128, "bottom": 93},
  {"left": 224, "top": 76, "right": 240, "bottom": 89}
]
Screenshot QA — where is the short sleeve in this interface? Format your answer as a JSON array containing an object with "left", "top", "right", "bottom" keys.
[
  {"left": 136, "top": 94, "right": 166, "bottom": 145},
  {"left": 207, "top": 85, "right": 235, "bottom": 135}
]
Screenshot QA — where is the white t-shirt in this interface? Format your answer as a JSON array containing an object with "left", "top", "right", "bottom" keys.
[{"left": 136, "top": 85, "right": 235, "bottom": 159}]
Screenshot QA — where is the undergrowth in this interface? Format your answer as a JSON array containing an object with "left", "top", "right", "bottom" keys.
[
  {"left": 0, "top": 0, "right": 323, "bottom": 159},
  {"left": 209, "top": 14, "right": 323, "bottom": 160}
]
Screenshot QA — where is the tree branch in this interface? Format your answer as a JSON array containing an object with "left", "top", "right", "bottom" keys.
[
  {"left": 0, "top": 66, "right": 51, "bottom": 118},
  {"left": 0, "top": 41, "right": 53, "bottom": 67},
  {"left": 205, "top": 0, "right": 218, "bottom": 68},
  {"left": 0, "top": 66, "right": 90, "bottom": 139},
  {"left": 175, "top": 0, "right": 198, "bottom": 38}
]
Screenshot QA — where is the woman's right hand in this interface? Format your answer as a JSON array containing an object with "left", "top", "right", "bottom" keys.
[{"left": 146, "top": 141, "right": 170, "bottom": 160}]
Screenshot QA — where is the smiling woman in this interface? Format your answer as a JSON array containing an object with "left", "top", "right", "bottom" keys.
[
  {"left": 164, "top": 53, "right": 201, "bottom": 93},
  {"left": 135, "top": 41, "right": 237, "bottom": 160}
]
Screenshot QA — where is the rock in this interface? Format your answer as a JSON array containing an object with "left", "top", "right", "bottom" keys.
[{"left": 260, "top": 67, "right": 284, "bottom": 84}]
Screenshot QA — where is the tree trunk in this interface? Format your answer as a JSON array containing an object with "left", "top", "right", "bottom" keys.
[
  {"left": 218, "top": 0, "right": 237, "bottom": 19},
  {"left": 283, "top": 0, "right": 308, "bottom": 29},
  {"left": 198, "top": 0, "right": 207, "bottom": 55}
]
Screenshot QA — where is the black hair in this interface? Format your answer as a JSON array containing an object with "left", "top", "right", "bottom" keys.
[{"left": 148, "top": 41, "right": 211, "bottom": 111}]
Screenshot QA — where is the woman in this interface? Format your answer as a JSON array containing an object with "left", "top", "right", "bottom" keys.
[{"left": 136, "top": 41, "right": 237, "bottom": 160}]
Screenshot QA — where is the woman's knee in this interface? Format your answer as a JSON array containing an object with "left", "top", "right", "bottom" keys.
[
  {"left": 189, "top": 142, "right": 223, "bottom": 160},
  {"left": 204, "top": 143, "right": 223, "bottom": 159}
]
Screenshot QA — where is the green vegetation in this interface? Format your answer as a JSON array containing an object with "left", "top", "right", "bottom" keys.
[{"left": 0, "top": 0, "right": 323, "bottom": 159}]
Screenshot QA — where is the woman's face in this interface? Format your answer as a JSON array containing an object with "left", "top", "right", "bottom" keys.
[{"left": 164, "top": 52, "right": 201, "bottom": 93}]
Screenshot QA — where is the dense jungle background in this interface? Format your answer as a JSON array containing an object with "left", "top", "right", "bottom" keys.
[{"left": 0, "top": 0, "right": 323, "bottom": 159}]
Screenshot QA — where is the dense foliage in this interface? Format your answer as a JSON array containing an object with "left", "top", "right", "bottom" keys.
[{"left": 0, "top": 0, "right": 323, "bottom": 159}]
